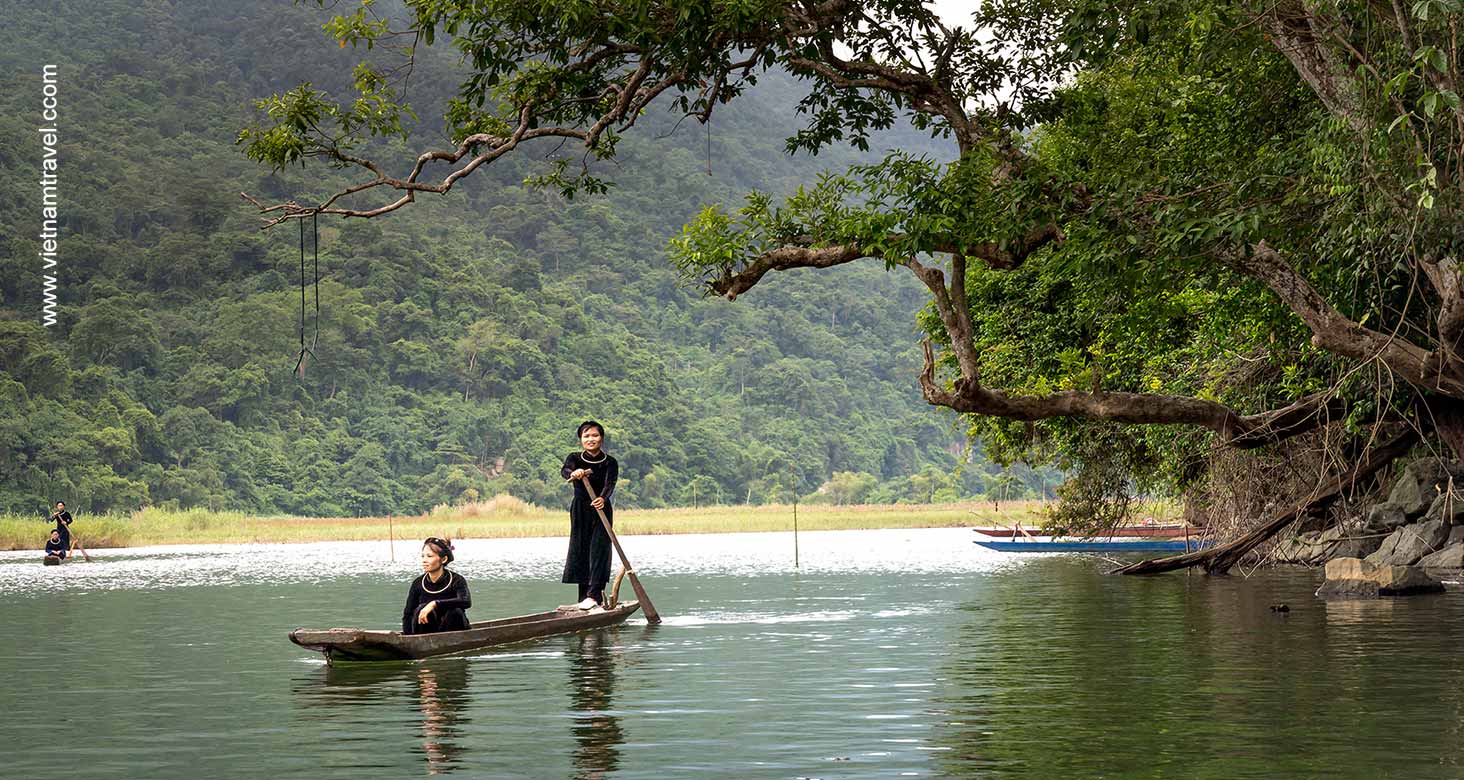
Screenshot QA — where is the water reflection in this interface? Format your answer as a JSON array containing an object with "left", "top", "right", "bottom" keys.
[
  {"left": 568, "top": 632, "right": 623, "bottom": 780},
  {"left": 415, "top": 663, "right": 471, "bottom": 774},
  {"left": 19, "top": 532, "right": 1464, "bottom": 780},
  {"left": 296, "top": 661, "right": 473, "bottom": 774}
]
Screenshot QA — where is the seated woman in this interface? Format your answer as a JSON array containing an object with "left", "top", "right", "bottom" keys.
[
  {"left": 402, "top": 537, "right": 472, "bottom": 635},
  {"left": 44, "top": 529, "right": 67, "bottom": 559}
]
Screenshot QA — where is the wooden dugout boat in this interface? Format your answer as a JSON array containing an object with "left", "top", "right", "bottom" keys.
[
  {"left": 43, "top": 555, "right": 63, "bottom": 566},
  {"left": 972, "top": 525, "right": 1197, "bottom": 539},
  {"left": 290, "top": 601, "right": 641, "bottom": 665},
  {"left": 974, "top": 537, "right": 1213, "bottom": 553}
]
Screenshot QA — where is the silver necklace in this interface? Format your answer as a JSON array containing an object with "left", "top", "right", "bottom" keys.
[
  {"left": 422, "top": 570, "right": 453, "bottom": 594},
  {"left": 579, "top": 450, "right": 607, "bottom": 463}
]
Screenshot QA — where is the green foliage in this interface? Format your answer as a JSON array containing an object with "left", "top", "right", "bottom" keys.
[{"left": 0, "top": 0, "right": 1045, "bottom": 518}]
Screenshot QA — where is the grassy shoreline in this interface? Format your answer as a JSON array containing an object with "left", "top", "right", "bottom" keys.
[{"left": 0, "top": 500, "right": 1145, "bottom": 551}]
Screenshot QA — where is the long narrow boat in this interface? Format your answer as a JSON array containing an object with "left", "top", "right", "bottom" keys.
[
  {"left": 972, "top": 525, "right": 1197, "bottom": 538},
  {"left": 974, "top": 538, "right": 1214, "bottom": 553},
  {"left": 290, "top": 601, "right": 641, "bottom": 664}
]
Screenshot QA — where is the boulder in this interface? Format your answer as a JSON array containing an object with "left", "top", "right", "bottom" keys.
[
  {"left": 1418, "top": 543, "right": 1464, "bottom": 569},
  {"left": 1323, "top": 534, "right": 1383, "bottom": 561},
  {"left": 1363, "top": 502, "right": 1409, "bottom": 533},
  {"left": 1389, "top": 459, "right": 1464, "bottom": 519},
  {"left": 1425, "top": 492, "right": 1464, "bottom": 526},
  {"left": 1365, "top": 518, "right": 1452, "bottom": 566},
  {"left": 1316, "top": 557, "right": 1445, "bottom": 598}
]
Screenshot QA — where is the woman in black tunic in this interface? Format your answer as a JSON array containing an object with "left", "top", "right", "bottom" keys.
[
  {"left": 49, "top": 501, "right": 72, "bottom": 549},
  {"left": 561, "top": 421, "right": 619, "bottom": 610},
  {"left": 44, "top": 529, "right": 67, "bottom": 559},
  {"left": 402, "top": 537, "right": 472, "bottom": 635}
]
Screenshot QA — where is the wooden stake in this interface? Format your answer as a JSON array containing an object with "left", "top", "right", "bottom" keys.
[{"left": 791, "top": 463, "right": 799, "bottom": 569}]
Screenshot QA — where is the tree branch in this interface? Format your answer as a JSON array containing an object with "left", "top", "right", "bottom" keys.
[
  {"left": 1227, "top": 243, "right": 1464, "bottom": 395},
  {"left": 1258, "top": 1, "right": 1371, "bottom": 133},
  {"left": 918, "top": 341, "right": 1347, "bottom": 448}
]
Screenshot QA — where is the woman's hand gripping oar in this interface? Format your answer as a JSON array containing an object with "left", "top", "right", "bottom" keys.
[{"left": 580, "top": 476, "right": 661, "bottom": 624}]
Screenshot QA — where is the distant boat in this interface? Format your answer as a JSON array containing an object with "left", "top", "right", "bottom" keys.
[
  {"left": 974, "top": 537, "right": 1213, "bottom": 553},
  {"left": 972, "top": 525, "right": 1198, "bottom": 539},
  {"left": 290, "top": 602, "right": 641, "bottom": 664}
]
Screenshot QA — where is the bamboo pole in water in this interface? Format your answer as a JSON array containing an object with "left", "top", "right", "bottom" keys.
[{"left": 791, "top": 463, "right": 799, "bottom": 569}]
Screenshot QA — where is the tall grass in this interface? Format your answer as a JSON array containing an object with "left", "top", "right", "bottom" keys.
[{"left": 0, "top": 497, "right": 1178, "bottom": 551}]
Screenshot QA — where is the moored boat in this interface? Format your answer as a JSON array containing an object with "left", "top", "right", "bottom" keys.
[
  {"left": 974, "top": 537, "right": 1213, "bottom": 553},
  {"left": 290, "top": 601, "right": 642, "bottom": 664},
  {"left": 972, "top": 525, "right": 1198, "bottom": 538}
]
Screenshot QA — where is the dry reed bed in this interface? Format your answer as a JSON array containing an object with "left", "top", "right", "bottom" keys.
[{"left": 1, "top": 497, "right": 1173, "bottom": 551}]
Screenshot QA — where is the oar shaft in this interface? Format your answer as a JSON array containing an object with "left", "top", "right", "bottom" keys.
[{"left": 581, "top": 477, "right": 661, "bottom": 624}]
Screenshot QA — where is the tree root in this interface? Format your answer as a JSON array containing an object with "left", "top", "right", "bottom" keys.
[{"left": 1112, "top": 429, "right": 1419, "bottom": 575}]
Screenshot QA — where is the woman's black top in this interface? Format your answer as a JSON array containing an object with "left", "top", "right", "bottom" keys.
[
  {"left": 44, "top": 538, "right": 66, "bottom": 557},
  {"left": 51, "top": 511, "right": 72, "bottom": 545},
  {"left": 560, "top": 451, "right": 619, "bottom": 503},
  {"left": 401, "top": 570, "right": 472, "bottom": 634}
]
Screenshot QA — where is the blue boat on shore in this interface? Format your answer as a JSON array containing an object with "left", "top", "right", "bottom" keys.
[{"left": 974, "top": 537, "right": 1213, "bottom": 553}]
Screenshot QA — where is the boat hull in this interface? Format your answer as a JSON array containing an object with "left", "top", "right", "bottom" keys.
[
  {"left": 972, "top": 526, "right": 1196, "bottom": 538},
  {"left": 974, "top": 538, "right": 1213, "bottom": 553},
  {"left": 290, "top": 602, "right": 641, "bottom": 664},
  {"left": 42, "top": 555, "right": 62, "bottom": 566}
]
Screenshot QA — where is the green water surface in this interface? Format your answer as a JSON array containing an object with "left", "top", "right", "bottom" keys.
[{"left": 1, "top": 529, "right": 1460, "bottom": 779}]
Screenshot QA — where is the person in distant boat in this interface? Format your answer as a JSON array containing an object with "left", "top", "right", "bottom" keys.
[
  {"left": 44, "top": 529, "right": 67, "bottom": 559},
  {"left": 560, "top": 420, "right": 619, "bottom": 611},
  {"left": 402, "top": 537, "right": 472, "bottom": 635},
  {"left": 49, "top": 501, "right": 73, "bottom": 549}
]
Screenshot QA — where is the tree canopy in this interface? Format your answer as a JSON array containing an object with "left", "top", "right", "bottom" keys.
[
  {"left": 0, "top": 0, "right": 1056, "bottom": 516},
  {"left": 239, "top": 0, "right": 1464, "bottom": 553}
]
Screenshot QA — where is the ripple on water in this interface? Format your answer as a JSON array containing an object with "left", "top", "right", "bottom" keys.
[
  {"left": 5, "top": 529, "right": 1464, "bottom": 780},
  {"left": 0, "top": 527, "right": 1007, "bottom": 595}
]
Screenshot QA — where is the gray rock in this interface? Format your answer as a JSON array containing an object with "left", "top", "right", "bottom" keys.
[
  {"left": 1316, "top": 557, "right": 1445, "bottom": 598},
  {"left": 1389, "top": 478, "right": 1432, "bottom": 520},
  {"left": 1272, "top": 524, "right": 1383, "bottom": 564},
  {"left": 1364, "top": 502, "right": 1409, "bottom": 533},
  {"left": 1391, "top": 459, "right": 1464, "bottom": 519},
  {"left": 1270, "top": 537, "right": 1306, "bottom": 563},
  {"left": 1324, "top": 534, "right": 1384, "bottom": 561},
  {"left": 1365, "top": 519, "right": 1452, "bottom": 566},
  {"left": 1419, "top": 543, "right": 1464, "bottom": 569},
  {"left": 1273, "top": 535, "right": 1325, "bottom": 564},
  {"left": 1425, "top": 492, "right": 1464, "bottom": 525}
]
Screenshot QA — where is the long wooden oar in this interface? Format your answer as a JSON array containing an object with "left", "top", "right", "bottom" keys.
[
  {"left": 580, "top": 477, "right": 661, "bottom": 624},
  {"left": 69, "top": 534, "right": 92, "bottom": 562}
]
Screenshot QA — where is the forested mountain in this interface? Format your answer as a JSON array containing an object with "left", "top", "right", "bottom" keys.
[{"left": 0, "top": 0, "right": 1044, "bottom": 515}]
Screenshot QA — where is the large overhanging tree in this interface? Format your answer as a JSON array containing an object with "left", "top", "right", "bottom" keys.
[{"left": 241, "top": 0, "right": 1464, "bottom": 572}]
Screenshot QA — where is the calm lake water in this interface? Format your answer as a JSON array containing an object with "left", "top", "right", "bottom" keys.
[{"left": 2, "top": 528, "right": 1463, "bottom": 779}]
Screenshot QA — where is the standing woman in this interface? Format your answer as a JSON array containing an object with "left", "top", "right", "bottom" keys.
[
  {"left": 49, "top": 501, "right": 73, "bottom": 550},
  {"left": 561, "top": 421, "right": 619, "bottom": 610},
  {"left": 402, "top": 537, "right": 472, "bottom": 634}
]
